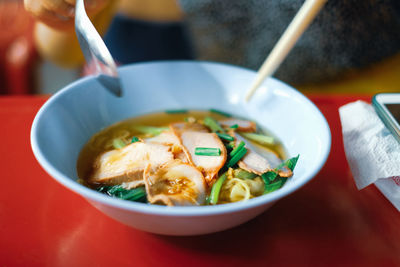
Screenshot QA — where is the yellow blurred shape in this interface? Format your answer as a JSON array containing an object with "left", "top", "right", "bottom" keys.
[
  {"left": 118, "top": 0, "right": 182, "bottom": 22},
  {"left": 298, "top": 52, "right": 400, "bottom": 95},
  {"left": 33, "top": 0, "right": 117, "bottom": 68}
]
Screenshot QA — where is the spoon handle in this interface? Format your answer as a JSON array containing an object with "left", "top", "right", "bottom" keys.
[{"left": 75, "top": 0, "right": 122, "bottom": 97}]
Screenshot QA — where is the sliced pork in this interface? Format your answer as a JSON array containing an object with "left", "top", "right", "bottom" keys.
[
  {"left": 219, "top": 119, "right": 256, "bottom": 132},
  {"left": 89, "top": 142, "right": 174, "bottom": 185},
  {"left": 146, "top": 131, "right": 188, "bottom": 163},
  {"left": 144, "top": 161, "right": 207, "bottom": 206},
  {"left": 236, "top": 134, "right": 292, "bottom": 177},
  {"left": 238, "top": 150, "right": 273, "bottom": 175},
  {"left": 146, "top": 131, "right": 180, "bottom": 146},
  {"left": 170, "top": 122, "right": 209, "bottom": 134},
  {"left": 174, "top": 130, "right": 227, "bottom": 186}
]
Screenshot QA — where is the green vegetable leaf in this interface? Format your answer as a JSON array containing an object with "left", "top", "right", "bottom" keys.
[
  {"left": 96, "top": 185, "right": 147, "bottom": 203},
  {"left": 96, "top": 186, "right": 111, "bottom": 193},
  {"left": 261, "top": 155, "right": 299, "bottom": 194},
  {"left": 277, "top": 155, "right": 300, "bottom": 171},
  {"left": 263, "top": 179, "right": 285, "bottom": 194},
  {"left": 261, "top": 171, "right": 277, "bottom": 185}
]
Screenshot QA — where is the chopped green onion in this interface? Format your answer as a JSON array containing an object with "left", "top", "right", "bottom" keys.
[
  {"left": 209, "top": 172, "right": 227, "bottom": 205},
  {"left": 216, "top": 132, "right": 234, "bottom": 141},
  {"left": 239, "top": 132, "right": 274, "bottom": 145},
  {"left": 165, "top": 109, "right": 188, "bottom": 114},
  {"left": 203, "top": 117, "right": 225, "bottom": 133},
  {"left": 234, "top": 169, "right": 258, "bottom": 179},
  {"left": 96, "top": 185, "right": 147, "bottom": 202},
  {"left": 131, "top": 136, "right": 140, "bottom": 143},
  {"left": 263, "top": 179, "right": 285, "bottom": 194},
  {"left": 209, "top": 109, "right": 232, "bottom": 117},
  {"left": 227, "top": 146, "right": 248, "bottom": 168},
  {"left": 277, "top": 155, "right": 300, "bottom": 171},
  {"left": 230, "top": 124, "right": 239, "bottom": 129},
  {"left": 261, "top": 171, "right": 277, "bottom": 185},
  {"left": 195, "top": 147, "right": 221, "bottom": 156},
  {"left": 132, "top": 125, "right": 169, "bottom": 136},
  {"left": 230, "top": 141, "right": 245, "bottom": 157},
  {"left": 112, "top": 138, "right": 126, "bottom": 149}
]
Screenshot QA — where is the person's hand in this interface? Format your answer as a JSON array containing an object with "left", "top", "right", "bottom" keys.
[{"left": 24, "top": 0, "right": 110, "bottom": 30}]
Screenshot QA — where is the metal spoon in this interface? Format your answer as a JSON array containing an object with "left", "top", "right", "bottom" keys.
[{"left": 75, "top": 0, "right": 122, "bottom": 97}]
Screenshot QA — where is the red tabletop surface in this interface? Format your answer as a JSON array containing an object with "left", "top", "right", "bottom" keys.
[{"left": 1, "top": 95, "right": 399, "bottom": 266}]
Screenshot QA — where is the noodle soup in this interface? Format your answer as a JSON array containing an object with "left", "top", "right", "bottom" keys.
[{"left": 77, "top": 110, "right": 298, "bottom": 206}]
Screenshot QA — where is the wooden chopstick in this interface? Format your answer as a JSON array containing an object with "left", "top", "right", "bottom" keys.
[{"left": 245, "top": 0, "right": 327, "bottom": 102}]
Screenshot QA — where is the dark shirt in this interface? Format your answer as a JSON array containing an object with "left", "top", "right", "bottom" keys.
[{"left": 104, "top": 14, "right": 194, "bottom": 65}]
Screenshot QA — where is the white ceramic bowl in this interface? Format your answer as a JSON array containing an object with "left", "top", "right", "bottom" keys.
[{"left": 31, "top": 61, "right": 331, "bottom": 236}]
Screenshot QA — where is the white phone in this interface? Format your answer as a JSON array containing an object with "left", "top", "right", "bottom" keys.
[{"left": 372, "top": 93, "right": 400, "bottom": 143}]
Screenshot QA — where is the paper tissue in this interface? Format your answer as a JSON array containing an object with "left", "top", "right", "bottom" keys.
[{"left": 339, "top": 100, "right": 400, "bottom": 211}]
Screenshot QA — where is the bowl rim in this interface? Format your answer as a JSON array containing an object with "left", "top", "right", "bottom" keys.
[{"left": 30, "top": 60, "right": 331, "bottom": 217}]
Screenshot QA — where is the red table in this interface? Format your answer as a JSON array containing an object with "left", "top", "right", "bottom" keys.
[{"left": 1, "top": 95, "right": 399, "bottom": 266}]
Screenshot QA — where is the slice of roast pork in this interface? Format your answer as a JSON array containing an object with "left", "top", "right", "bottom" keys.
[
  {"left": 170, "top": 122, "right": 227, "bottom": 186},
  {"left": 89, "top": 142, "right": 174, "bottom": 186},
  {"left": 236, "top": 134, "right": 292, "bottom": 177},
  {"left": 144, "top": 161, "right": 207, "bottom": 206},
  {"left": 219, "top": 119, "right": 256, "bottom": 132}
]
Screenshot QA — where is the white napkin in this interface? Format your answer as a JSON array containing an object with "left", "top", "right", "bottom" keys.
[{"left": 339, "top": 100, "right": 400, "bottom": 211}]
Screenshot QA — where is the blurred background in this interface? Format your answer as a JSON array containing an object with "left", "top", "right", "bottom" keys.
[{"left": 1, "top": 0, "right": 399, "bottom": 95}]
